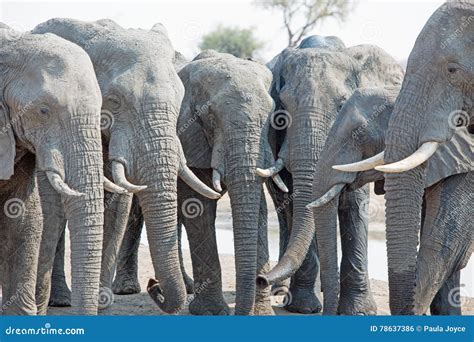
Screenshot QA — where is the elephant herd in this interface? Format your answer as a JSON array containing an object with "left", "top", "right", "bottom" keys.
[{"left": 0, "top": 1, "right": 472, "bottom": 316}]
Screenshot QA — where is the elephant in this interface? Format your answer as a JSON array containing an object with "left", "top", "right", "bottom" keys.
[
  {"left": 32, "top": 18, "right": 219, "bottom": 314},
  {"left": 306, "top": 85, "right": 472, "bottom": 315},
  {"left": 339, "top": 1, "right": 473, "bottom": 314},
  {"left": 0, "top": 27, "right": 105, "bottom": 314},
  {"left": 256, "top": 35, "right": 405, "bottom": 315}
]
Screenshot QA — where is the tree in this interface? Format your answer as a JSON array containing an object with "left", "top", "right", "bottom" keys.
[
  {"left": 257, "top": 0, "right": 357, "bottom": 47},
  {"left": 199, "top": 25, "right": 263, "bottom": 58}
]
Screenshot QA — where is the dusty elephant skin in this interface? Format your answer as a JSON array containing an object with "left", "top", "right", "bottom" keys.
[
  {"left": 0, "top": 28, "right": 104, "bottom": 315},
  {"left": 174, "top": 51, "right": 279, "bottom": 315},
  {"left": 374, "top": 2, "right": 473, "bottom": 315},
  {"left": 257, "top": 35, "right": 405, "bottom": 315},
  {"left": 32, "top": 18, "right": 219, "bottom": 314},
  {"left": 309, "top": 86, "right": 472, "bottom": 315}
]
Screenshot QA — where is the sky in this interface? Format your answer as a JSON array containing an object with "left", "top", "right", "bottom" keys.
[{"left": 0, "top": 0, "right": 445, "bottom": 62}]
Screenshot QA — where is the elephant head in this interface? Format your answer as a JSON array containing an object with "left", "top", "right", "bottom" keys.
[
  {"left": 257, "top": 36, "right": 404, "bottom": 287},
  {"left": 178, "top": 51, "right": 277, "bottom": 315},
  {"left": 345, "top": 2, "right": 473, "bottom": 314},
  {"left": 33, "top": 18, "right": 219, "bottom": 314},
  {"left": 0, "top": 29, "right": 104, "bottom": 314}
]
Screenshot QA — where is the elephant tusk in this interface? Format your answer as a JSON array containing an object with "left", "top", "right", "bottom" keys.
[
  {"left": 272, "top": 174, "right": 289, "bottom": 193},
  {"left": 111, "top": 161, "right": 147, "bottom": 193},
  {"left": 179, "top": 165, "right": 221, "bottom": 199},
  {"left": 103, "top": 176, "right": 129, "bottom": 194},
  {"left": 46, "top": 171, "right": 84, "bottom": 198},
  {"left": 212, "top": 169, "right": 223, "bottom": 192},
  {"left": 332, "top": 152, "right": 385, "bottom": 172},
  {"left": 256, "top": 158, "right": 285, "bottom": 178},
  {"left": 307, "top": 184, "right": 345, "bottom": 209},
  {"left": 375, "top": 142, "right": 439, "bottom": 173}
]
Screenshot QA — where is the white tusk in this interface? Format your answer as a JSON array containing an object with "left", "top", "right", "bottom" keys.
[
  {"left": 306, "top": 184, "right": 345, "bottom": 209},
  {"left": 332, "top": 152, "right": 385, "bottom": 172},
  {"left": 272, "top": 174, "right": 289, "bottom": 193},
  {"left": 179, "top": 165, "right": 221, "bottom": 199},
  {"left": 212, "top": 169, "right": 222, "bottom": 192},
  {"left": 46, "top": 171, "right": 84, "bottom": 198},
  {"left": 104, "top": 176, "right": 129, "bottom": 194},
  {"left": 111, "top": 161, "right": 147, "bottom": 193},
  {"left": 375, "top": 142, "right": 439, "bottom": 173},
  {"left": 256, "top": 158, "right": 284, "bottom": 178}
]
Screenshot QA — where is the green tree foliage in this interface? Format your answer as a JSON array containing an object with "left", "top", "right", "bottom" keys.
[
  {"left": 257, "top": 0, "right": 357, "bottom": 47},
  {"left": 199, "top": 25, "right": 263, "bottom": 58}
]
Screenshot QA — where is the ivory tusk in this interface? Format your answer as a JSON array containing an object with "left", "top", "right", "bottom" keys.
[
  {"left": 111, "top": 161, "right": 147, "bottom": 193},
  {"left": 46, "top": 171, "right": 84, "bottom": 198},
  {"left": 256, "top": 158, "right": 284, "bottom": 178},
  {"left": 179, "top": 165, "right": 221, "bottom": 199},
  {"left": 212, "top": 169, "right": 223, "bottom": 192},
  {"left": 332, "top": 152, "right": 385, "bottom": 172},
  {"left": 272, "top": 174, "right": 289, "bottom": 193},
  {"left": 375, "top": 142, "right": 439, "bottom": 173},
  {"left": 307, "top": 184, "right": 345, "bottom": 209},
  {"left": 104, "top": 176, "right": 129, "bottom": 194}
]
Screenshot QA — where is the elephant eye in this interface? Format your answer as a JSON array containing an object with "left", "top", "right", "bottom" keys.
[
  {"left": 447, "top": 63, "right": 459, "bottom": 74},
  {"left": 106, "top": 95, "right": 121, "bottom": 111},
  {"left": 39, "top": 107, "right": 50, "bottom": 118}
]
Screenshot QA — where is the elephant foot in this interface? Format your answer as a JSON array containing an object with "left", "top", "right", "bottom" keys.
[
  {"left": 255, "top": 298, "right": 275, "bottom": 315},
  {"left": 338, "top": 290, "right": 377, "bottom": 315},
  {"left": 112, "top": 275, "right": 141, "bottom": 295},
  {"left": 48, "top": 285, "right": 71, "bottom": 307},
  {"left": 284, "top": 286, "right": 322, "bottom": 314},
  {"left": 189, "top": 294, "right": 229, "bottom": 315}
]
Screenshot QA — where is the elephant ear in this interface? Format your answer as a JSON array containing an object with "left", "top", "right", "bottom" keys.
[
  {"left": 173, "top": 51, "right": 188, "bottom": 73},
  {"left": 0, "top": 102, "right": 16, "bottom": 180},
  {"left": 347, "top": 45, "right": 404, "bottom": 89},
  {"left": 425, "top": 128, "right": 473, "bottom": 188}
]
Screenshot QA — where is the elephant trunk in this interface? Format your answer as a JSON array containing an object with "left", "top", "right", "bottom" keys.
[
  {"left": 61, "top": 114, "right": 104, "bottom": 315},
  {"left": 135, "top": 136, "right": 186, "bottom": 314},
  {"left": 384, "top": 88, "right": 425, "bottom": 314},
  {"left": 226, "top": 130, "right": 262, "bottom": 315}
]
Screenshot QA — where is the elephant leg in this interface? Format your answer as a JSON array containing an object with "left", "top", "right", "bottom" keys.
[
  {"left": 337, "top": 185, "right": 377, "bottom": 315},
  {"left": 178, "top": 168, "right": 228, "bottom": 316},
  {"left": 430, "top": 271, "right": 462, "bottom": 315},
  {"left": 1, "top": 163, "right": 41, "bottom": 315},
  {"left": 35, "top": 173, "right": 68, "bottom": 314},
  {"left": 112, "top": 195, "right": 143, "bottom": 295},
  {"left": 254, "top": 190, "right": 273, "bottom": 315},
  {"left": 100, "top": 190, "right": 133, "bottom": 291},
  {"left": 415, "top": 173, "right": 473, "bottom": 315},
  {"left": 48, "top": 228, "right": 71, "bottom": 307}
]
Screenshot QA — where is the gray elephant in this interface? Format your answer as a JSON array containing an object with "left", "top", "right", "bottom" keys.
[
  {"left": 307, "top": 86, "right": 472, "bottom": 314},
  {"left": 341, "top": 2, "right": 473, "bottom": 314},
  {"left": 32, "top": 18, "right": 219, "bottom": 314},
  {"left": 0, "top": 27, "right": 104, "bottom": 315},
  {"left": 256, "top": 35, "right": 405, "bottom": 315}
]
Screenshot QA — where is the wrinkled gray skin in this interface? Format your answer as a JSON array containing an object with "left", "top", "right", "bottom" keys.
[
  {"left": 257, "top": 35, "right": 405, "bottom": 315},
  {"left": 380, "top": 2, "right": 473, "bottom": 314},
  {"left": 0, "top": 28, "right": 104, "bottom": 315},
  {"left": 311, "top": 86, "right": 472, "bottom": 314},
  {"left": 176, "top": 51, "right": 276, "bottom": 315},
  {"left": 32, "top": 18, "right": 216, "bottom": 314}
]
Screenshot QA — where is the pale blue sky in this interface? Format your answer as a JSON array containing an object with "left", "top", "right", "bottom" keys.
[{"left": 0, "top": 0, "right": 444, "bottom": 62}]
